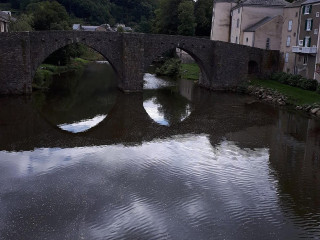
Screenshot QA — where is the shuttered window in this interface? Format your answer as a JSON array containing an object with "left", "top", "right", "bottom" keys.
[{"left": 306, "top": 19, "right": 313, "bottom": 31}]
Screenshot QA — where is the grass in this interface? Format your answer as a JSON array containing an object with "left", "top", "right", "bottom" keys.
[
  {"left": 180, "top": 63, "right": 200, "bottom": 80},
  {"left": 33, "top": 58, "right": 89, "bottom": 90},
  {"left": 250, "top": 78, "right": 320, "bottom": 105}
]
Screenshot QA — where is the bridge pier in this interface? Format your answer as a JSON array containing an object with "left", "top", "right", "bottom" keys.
[{"left": 119, "top": 34, "right": 145, "bottom": 92}]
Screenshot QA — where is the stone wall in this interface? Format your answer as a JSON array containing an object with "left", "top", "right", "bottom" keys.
[{"left": 0, "top": 31, "right": 280, "bottom": 95}]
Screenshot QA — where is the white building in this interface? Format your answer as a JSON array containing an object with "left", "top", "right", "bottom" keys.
[{"left": 0, "top": 11, "right": 11, "bottom": 32}]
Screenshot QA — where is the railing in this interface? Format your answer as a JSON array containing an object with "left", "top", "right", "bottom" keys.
[{"left": 292, "top": 46, "right": 317, "bottom": 54}]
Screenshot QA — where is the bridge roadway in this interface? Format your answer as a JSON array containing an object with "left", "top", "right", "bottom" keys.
[{"left": 0, "top": 31, "right": 280, "bottom": 95}]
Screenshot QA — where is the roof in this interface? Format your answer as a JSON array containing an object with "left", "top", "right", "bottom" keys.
[
  {"left": 72, "top": 24, "right": 81, "bottom": 30},
  {"left": 214, "top": 0, "right": 237, "bottom": 2},
  {"left": 233, "top": 0, "right": 287, "bottom": 9},
  {"left": 81, "top": 26, "right": 99, "bottom": 31},
  {"left": 302, "top": 0, "right": 320, "bottom": 5},
  {"left": 285, "top": 0, "right": 307, "bottom": 8},
  {"left": 0, "top": 11, "right": 11, "bottom": 22},
  {"left": 243, "top": 16, "right": 278, "bottom": 32}
]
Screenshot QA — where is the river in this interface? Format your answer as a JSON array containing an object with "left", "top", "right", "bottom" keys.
[{"left": 0, "top": 62, "right": 320, "bottom": 239}]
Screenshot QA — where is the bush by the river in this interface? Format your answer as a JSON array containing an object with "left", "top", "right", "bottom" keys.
[
  {"left": 271, "top": 72, "right": 319, "bottom": 92},
  {"left": 155, "top": 58, "right": 181, "bottom": 78}
]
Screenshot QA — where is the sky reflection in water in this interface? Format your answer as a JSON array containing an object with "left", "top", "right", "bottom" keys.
[
  {"left": 58, "top": 114, "right": 107, "bottom": 133},
  {"left": 1, "top": 135, "right": 296, "bottom": 240}
]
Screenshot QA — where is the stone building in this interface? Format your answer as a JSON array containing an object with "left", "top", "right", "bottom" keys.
[
  {"left": 280, "top": 0, "right": 304, "bottom": 74},
  {"left": 0, "top": 11, "right": 11, "bottom": 32},
  {"left": 292, "top": 0, "right": 320, "bottom": 79},
  {"left": 230, "top": 0, "right": 287, "bottom": 48},
  {"left": 242, "top": 15, "right": 283, "bottom": 50},
  {"left": 210, "top": 0, "right": 287, "bottom": 51},
  {"left": 210, "top": 0, "right": 237, "bottom": 41}
]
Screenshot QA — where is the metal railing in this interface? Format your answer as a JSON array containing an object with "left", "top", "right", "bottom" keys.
[{"left": 292, "top": 46, "right": 317, "bottom": 54}]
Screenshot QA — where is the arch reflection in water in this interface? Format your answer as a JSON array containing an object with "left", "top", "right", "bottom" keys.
[
  {"left": 143, "top": 74, "right": 194, "bottom": 126},
  {"left": 33, "top": 62, "right": 118, "bottom": 133}
]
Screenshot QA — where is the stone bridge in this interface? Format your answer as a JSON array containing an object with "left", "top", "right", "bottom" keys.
[{"left": 0, "top": 31, "right": 280, "bottom": 95}]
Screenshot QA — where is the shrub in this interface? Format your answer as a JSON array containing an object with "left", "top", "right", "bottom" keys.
[
  {"left": 317, "top": 85, "right": 320, "bottom": 94},
  {"left": 287, "top": 74, "right": 301, "bottom": 87},
  {"left": 298, "top": 78, "right": 318, "bottom": 91},
  {"left": 271, "top": 72, "right": 284, "bottom": 81},
  {"left": 155, "top": 58, "right": 181, "bottom": 78},
  {"left": 278, "top": 72, "right": 290, "bottom": 84}
]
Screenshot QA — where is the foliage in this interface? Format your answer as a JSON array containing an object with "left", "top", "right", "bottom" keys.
[
  {"left": 26, "top": 1, "right": 70, "bottom": 31},
  {"left": 117, "top": 25, "right": 124, "bottom": 32},
  {"left": 177, "top": 1, "right": 195, "bottom": 36},
  {"left": 194, "top": 0, "right": 212, "bottom": 36},
  {"left": 297, "top": 78, "right": 318, "bottom": 91},
  {"left": 10, "top": 14, "right": 33, "bottom": 31},
  {"left": 155, "top": 58, "right": 181, "bottom": 78},
  {"left": 271, "top": 72, "right": 319, "bottom": 92},
  {"left": 153, "top": 0, "right": 181, "bottom": 34}
]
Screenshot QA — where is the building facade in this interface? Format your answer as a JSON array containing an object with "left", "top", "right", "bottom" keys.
[
  {"left": 0, "top": 11, "right": 11, "bottom": 32},
  {"left": 280, "top": 1, "right": 303, "bottom": 74},
  {"left": 292, "top": 0, "right": 320, "bottom": 79},
  {"left": 210, "top": 0, "right": 237, "bottom": 42},
  {"left": 242, "top": 15, "right": 283, "bottom": 50},
  {"left": 210, "top": 0, "right": 287, "bottom": 51}
]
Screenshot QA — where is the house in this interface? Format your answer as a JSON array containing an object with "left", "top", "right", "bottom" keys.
[
  {"left": 280, "top": 0, "right": 305, "bottom": 74},
  {"left": 0, "top": 11, "right": 11, "bottom": 32},
  {"left": 230, "top": 0, "right": 287, "bottom": 48},
  {"left": 242, "top": 15, "right": 283, "bottom": 50},
  {"left": 210, "top": 0, "right": 237, "bottom": 42},
  {"left": 210, "top": 0, "right": 287, "bottom": 50},
  {"left": 292, "top": 0, "right": 320, "bottom": 79}
]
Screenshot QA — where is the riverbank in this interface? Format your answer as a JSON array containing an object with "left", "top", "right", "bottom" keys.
[
  {"left": 180, "top": 63, "right": 200, "bottom": 80},
  {"left": 245, "top": 78, "right": 320, "bottom": 118},
  {"left": 33, "top": 58, "right": 90, "bottom": 90}
]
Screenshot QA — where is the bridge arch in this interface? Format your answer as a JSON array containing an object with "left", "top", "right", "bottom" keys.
[
  {"left": 143, "top": 42, "right": 211, "bottom": 86},
  {"left": 29, "top": 32, "right": 123, "bottom": 88}
]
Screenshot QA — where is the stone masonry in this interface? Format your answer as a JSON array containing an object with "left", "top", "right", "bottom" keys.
[{"left": 0, "top": 31, "right": 280, "bottom": 95}]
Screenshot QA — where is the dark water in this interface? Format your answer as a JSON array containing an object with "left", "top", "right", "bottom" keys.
[{"left": 0, "top": 63, "right": 320, "bottom": 240}]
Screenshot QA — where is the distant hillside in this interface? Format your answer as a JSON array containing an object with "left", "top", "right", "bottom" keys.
[{"left": 0, "top": 0, "right": 159, "bottom": 27}]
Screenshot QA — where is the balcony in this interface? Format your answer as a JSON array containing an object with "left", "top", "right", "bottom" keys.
[{"left": 292, "top": 46, "right": 317, "bottom": 54}]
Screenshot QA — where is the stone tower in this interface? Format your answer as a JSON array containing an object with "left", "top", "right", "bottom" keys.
[{"left": 210, "top": 0, "right": 237, "bottom": 42}]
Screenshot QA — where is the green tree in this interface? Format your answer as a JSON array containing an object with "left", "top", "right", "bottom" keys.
[
  {"left": 194, "top": 0, "right": 213, "bottom": 36},
  {"left": 177, "top": 0, "right": 195, "bottom": 36},
  {"left": 10, "top": 14, "right": 33, "bottom": 32},
  {"left": 153, "top": 0, "right": 181, "bottom": 34},
  {"left": 26, "top": 1, "right": 70, "bottom": 30}
]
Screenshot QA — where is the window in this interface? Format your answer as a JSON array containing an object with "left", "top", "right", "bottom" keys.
[
  {"left": 315, "top": 29, "right": 318, "bottom": 35},
  {"left": 299, "top": 40, "right": 304, "bottom": 45},
  {"left": 304, "top": 36, "right": 311, "bottom": 47},
  {"left": 285, "top": 53, "right": 289, "bottom": 63},
  {"left": 296, "top": 12, "right": 298, "bottom": 17},
  {"left": 237, "top": 19, "right": 240, "bottom": 28},
  {"left": 294, "top": 32, "right": 296, "bottom": 37},
  {"left": 286, "top": 36, "right": 291, "bottom": 47},
  {"left": 304, "top": 5, "right": 312, "bottom": 14},
  {"left": 236, "top": 36, "right": 238, "bottom": 44},
  {"left": 238, "top": 8, "right": 240, "bottom": 14},
  {"left": 303, "top": 55, "right": 308, "bottom": 65},
  {"left": 317, "top": 12, "right": 320, "bottom": 17},
  {"left": 288, "top": 20, "right": 293, "bottom": 31},
  {"left": 246, "top": 37, "right": 249, "bottom": 43},
  {"left": 266, "top": 38, "right": 270, "bottom": 50},
  {"left": 305, "top": 18, "right": 313, "bottom": 31}
]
